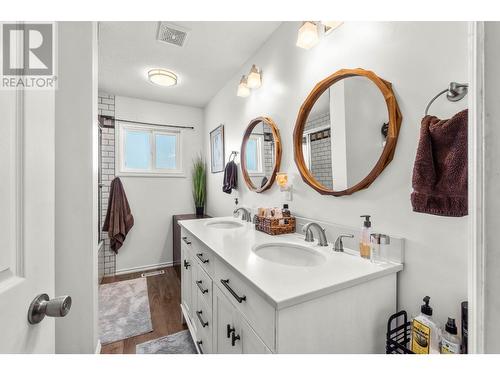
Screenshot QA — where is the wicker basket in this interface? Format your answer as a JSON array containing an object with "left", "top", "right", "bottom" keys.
[{"left": 255, "top": 215, "right": 296, "bottom": 236}]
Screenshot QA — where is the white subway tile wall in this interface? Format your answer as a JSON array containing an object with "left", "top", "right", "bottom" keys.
[
  {"left": 304, "top": 112, "right": 333, "bottom": 189},
  {"left": 263, "top": 133, "right": 274, "bottom": 178},
  {"left": 98, "top": 93, "right": 116, "bottom": 277}
]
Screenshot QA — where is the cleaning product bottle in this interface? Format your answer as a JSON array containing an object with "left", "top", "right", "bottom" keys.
[
  {"left": 461, "top": 301, "right": 468, "bottom": 354},
  {"left": 411, "top": 296, "right": 441, "bottom": 354},
  {"left": 359, "top": 215, "right": 372, "bottom": 259},
  {"left": 440, "top": 318, "right": 461, "bottom": 354}
]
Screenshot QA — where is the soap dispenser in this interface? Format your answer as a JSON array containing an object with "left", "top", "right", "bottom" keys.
[
  {"left": 359, "top": 215, "right": 372, "bottom": 259},
  {"left": 411, "top": 296, "right": 441, "bottom": 354}
]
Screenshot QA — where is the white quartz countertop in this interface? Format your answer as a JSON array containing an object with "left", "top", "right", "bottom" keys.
[{"left": 180, "top": 217, "right": 403, "bottom": 309}]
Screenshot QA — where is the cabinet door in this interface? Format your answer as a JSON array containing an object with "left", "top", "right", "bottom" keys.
[
  {"left": 237, "top": 316, "right": 272, "bottom": 354},
  {"left": 214, "top": 287, "right": 241, "bottom": 354},
  {"left": 181, "top": 246, "right": 193, "bottom": 319}
]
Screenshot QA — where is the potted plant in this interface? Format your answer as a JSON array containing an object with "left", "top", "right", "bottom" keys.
[{"left": 192, "top": 155, "right": 206, "bottom": 217}]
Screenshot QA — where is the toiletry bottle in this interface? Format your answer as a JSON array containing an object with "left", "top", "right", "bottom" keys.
[
  {"left": 411, "top": 296, "right": 441, "bottom": 354},
  {"left": 359, "top": 215, "right": 372, "bottom": 259},
  {"left": 282, "top": 204, "right": 290, "bottom": 225},
  {"left": 440, "top": 318, "right": 461, "bottom": 354},
  {"left": 370, "top": 233, "right": 380, "bottom": 263},
  {"left": 370, "top": 233, "right": 390, "bottom": 264}
]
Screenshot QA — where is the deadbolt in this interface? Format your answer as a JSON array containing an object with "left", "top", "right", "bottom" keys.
[{"left": 28, "top": 294, "right": 72, "bottom": 324}]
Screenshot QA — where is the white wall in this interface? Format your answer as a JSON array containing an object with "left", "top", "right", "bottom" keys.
[
  {"left": 55, "top": 22, "right": 98, "bottom": 353},
  {"left": 204, "top": 22, "right": 469, "bottom": 327},
  {"left": 114, "top": 96, "right": 203, "bottom": 273},
  {"left": 484, "top": 21, "right": 500, "bottom": 353}
]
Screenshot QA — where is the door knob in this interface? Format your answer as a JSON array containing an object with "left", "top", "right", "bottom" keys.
[{"left": 28, "top": 294, "right": 72, "bottom": 324}]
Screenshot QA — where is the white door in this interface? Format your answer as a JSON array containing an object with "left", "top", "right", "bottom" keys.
[{"left": 0, "top": 86, "right": 56, "bottom": 353}]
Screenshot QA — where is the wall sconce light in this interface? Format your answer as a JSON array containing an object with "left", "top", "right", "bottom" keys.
[
  {"left": 296, "top": 21, "right": 343, "bottom": 49},
  {"left": 276, "top": 172, "right": 293, "bottom": 201},
  {"left": 296, "top": 21, "right": 320, "bottom": 50},
  {"left": 247, "top": 64, "right": 262, "bottom": 89},
  {"left": 237, "top": 75, "right": 250, "bottom": 97}
]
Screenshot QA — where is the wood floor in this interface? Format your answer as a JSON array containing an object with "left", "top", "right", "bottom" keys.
[{"left": 100, "top": 267, "right": 187, "bottom": 354}]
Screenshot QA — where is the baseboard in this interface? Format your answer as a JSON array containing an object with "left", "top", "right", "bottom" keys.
[
  {"left": 115, "top": 261, "right": 173, "bottom": 276},
  {"left": 95, "top": 340, "right": 101, "bottom": 354}
]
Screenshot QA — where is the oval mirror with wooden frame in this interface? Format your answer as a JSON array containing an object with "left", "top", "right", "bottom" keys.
[
  {"left": 241, "top": 117, "right": 282, "bottom": 193},
  {"left": 293, "top": 68, "right": 402, "bottom": 196}
]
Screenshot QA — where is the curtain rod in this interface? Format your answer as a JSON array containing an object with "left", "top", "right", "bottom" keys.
[
  {"left": 115, "top": 118, "right": 195, "bottom": 130},
  {"left": 98, "top": 115, "right": 195, "bottom": 130}
]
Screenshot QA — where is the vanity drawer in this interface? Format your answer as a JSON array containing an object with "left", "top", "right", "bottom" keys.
[
  {"left": 194, "top": 261, "right": 213, "bottom": 310},
  {"left": 182, "top": 229, "right": 215, "bottom": 277},
  {"left": 194, "top": 297, "right": 213, "bottom": 354},
  {"left": 214, "top": 259, "right": 276, "bottom": 350}
]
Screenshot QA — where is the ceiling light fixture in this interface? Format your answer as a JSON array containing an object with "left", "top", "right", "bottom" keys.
[
  {"left": 147, "top": 68, "right": 178, "bottom": 87},
  {"left": 296, "top": 21, "right": 319, "bottom": 50},
  {"left": 247, "top": 64, "right": 262, "bottom": 89},
  {"left": 322, "top": 21, "right": 344, "bottom": 35},
  {"left": 237, "top": 75, "right": 250, "bottom": 97}
]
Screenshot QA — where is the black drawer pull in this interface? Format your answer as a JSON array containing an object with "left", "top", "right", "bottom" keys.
[
  {"left": 227, "top": 324, "right": 235, "bottom": 339},
  {"left": 196, "top": 280, "right": 208, "bottom": 294},
  {"left": 183, "top": 260, "right": 191, "bottom": 269},
  {"left": 182, "top": 236, "right": 192, "bottom": 245},
  {"left": 196, "top": 310, "right": 209, "bottom": 327},
  {"left": 196, "top": 253, "right": 209, "bottom": 264},
  {"left": 231, "top": 331, "right": 241, "bottom": 347},
  {"left": 220, "top": 279, "right": 246, "bottom": 303}
]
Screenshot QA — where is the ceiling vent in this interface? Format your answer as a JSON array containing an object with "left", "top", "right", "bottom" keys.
[{"left": 157, "top": 22, "right": 189, "bottom": 47}]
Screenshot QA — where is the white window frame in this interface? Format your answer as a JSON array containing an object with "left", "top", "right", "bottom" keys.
[
  {"left": 115, "top": 122, "right": 184, "bottom": 177},
  {"left": 246, "top": 134, "right": 265, "bottom": 177}
]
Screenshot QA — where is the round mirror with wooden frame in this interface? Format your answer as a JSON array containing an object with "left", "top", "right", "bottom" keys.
[
  {"left": 241, "top": 116, "right": 282, "bottom": 193},
  {"left": 293, "top": 68, "right": 402, "bottom": 196}
]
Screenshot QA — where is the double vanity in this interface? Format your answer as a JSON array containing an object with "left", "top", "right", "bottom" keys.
[{"left": 180, "top": 217, "right": 402, "bottom": 354}]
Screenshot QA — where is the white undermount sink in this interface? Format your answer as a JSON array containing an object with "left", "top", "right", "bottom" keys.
[
  {"left": 252, "top": 242, "right": 327, "bottom": 267},
  {"left": 205, "top": 220, "right": 244, "bottom": 229}
]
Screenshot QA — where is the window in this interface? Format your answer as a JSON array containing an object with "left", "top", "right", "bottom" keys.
[
  {"left": 116, "top": 122, "right": 183, "bottom": 177},
  {"left": 245, "top": 134, "right": 264, "bottom": 176}
]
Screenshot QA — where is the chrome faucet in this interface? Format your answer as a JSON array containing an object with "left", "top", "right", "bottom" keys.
[
  {"left": 302, "top": 222, "right": 328, "bottom": 246},
  {"left": 233, "top": 207, "right": 251, "bottom": 222},
  {"left": 334, "top": 234, "right": 354, "bottom": 252}
]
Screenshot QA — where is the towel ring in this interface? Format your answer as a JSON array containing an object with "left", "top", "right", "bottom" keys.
[{"left": 424, "top": 82, "right": 468, "bottom": 116}]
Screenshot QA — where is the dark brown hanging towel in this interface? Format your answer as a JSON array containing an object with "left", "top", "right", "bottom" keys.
[
  {"left": 102, "top": 177, "right": 134, "bottom": 253},
  {"left": 223, "top": 160, "right": 238, "bottom": 194},
  {"left": 411, "top": 109, "right": 468, "bottom": 217}
]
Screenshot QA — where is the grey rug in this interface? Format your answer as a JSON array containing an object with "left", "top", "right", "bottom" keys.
[
  {"left": 99, "top": 277, "right": 153, "bottom": 344},
  {"left": 136, "top": 330, "right": 198, "bottom": 354}
]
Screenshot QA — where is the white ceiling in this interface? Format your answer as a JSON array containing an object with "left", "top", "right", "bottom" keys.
[{"left": 98, "top": 21, "right": 281, "bottom": 108}]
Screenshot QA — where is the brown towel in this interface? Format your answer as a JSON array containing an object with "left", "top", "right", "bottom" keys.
[
  {"left": 223, "top": 160, "right": 238, "bottom": 194},
  {"left": 411, "top": 109, "right": 468, "bottom": 217},
  {"left": 102, "top": 177, "right": 134, "bottom": 253}
]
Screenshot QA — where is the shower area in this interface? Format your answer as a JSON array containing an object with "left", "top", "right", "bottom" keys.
[{"left": 97, "top": 93, "right": 117, "bottom": 282}]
